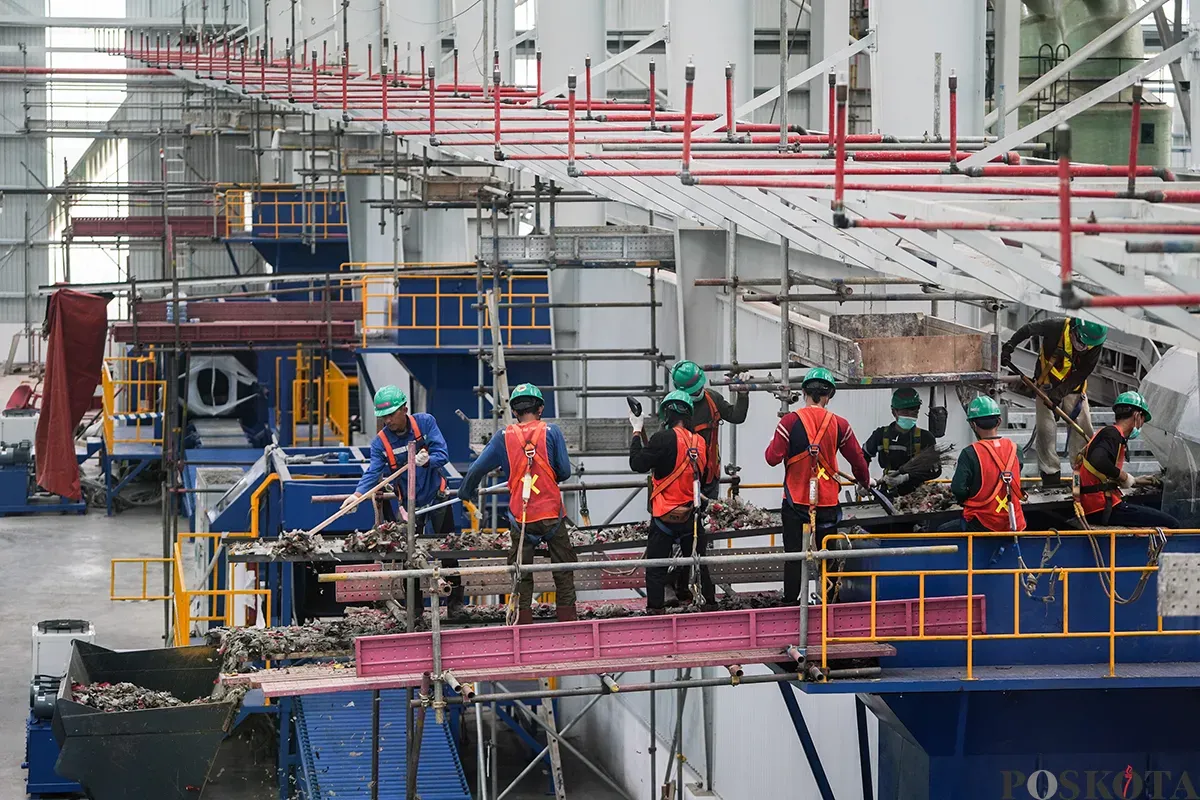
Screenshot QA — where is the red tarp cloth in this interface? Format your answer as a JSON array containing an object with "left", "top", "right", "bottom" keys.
[{"left": 36, "top": 289, "right": 108, "bottom": 500}]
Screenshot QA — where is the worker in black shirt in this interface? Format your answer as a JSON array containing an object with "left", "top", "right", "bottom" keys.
[
  {"left": 1001, "top": 316, "right": 1107, "bottom": 485},
  {"left": 862, "top": 388, "right": 941, "bottom": 496},
  {"left": 629, "top": 389, "right": 717, "bottom": 613},
  {"left": 1074, "top": 391, "right": 1178, "bottom": 528},
  {"left": 670, "top": 360, "right": 749, "bottom": 498}
]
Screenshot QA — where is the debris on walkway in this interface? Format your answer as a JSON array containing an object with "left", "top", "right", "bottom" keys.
[{"left": 209, "top": 607, "right": 402, "bottom": 671}]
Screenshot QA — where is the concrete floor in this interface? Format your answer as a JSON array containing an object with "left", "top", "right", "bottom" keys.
[
  {"left": 1, "top": 508, "right": 166, "bottom": 797},
  {"left": 4, "top": 507, "right": 626, "bottom": 799}
]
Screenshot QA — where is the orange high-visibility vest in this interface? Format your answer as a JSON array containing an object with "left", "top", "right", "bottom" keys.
[
  {"left": 783, "top": 407, "right": 842, "bottom": 508},
  {"left": 649, "top": 427, "right": 706, "bottom": 518},
  {"left": 503, "top": 421, "right": 563, "bottom": 523},
  {"left": 963, "top": 438, "right": 1026, "bottom": 531}
]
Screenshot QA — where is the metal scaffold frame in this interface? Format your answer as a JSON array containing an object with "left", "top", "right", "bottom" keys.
[{"left": 76, "top": 1, "right": 1200, "bottom": 797}]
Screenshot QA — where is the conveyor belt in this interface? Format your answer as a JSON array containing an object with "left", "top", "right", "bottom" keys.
[{"left": 294, "top": 690, "right": 470, "bottom": 800}]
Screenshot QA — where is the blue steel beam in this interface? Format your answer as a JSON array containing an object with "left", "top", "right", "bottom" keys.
[{"left": 777, "top": 682, "right": 837, "bottom": 800}]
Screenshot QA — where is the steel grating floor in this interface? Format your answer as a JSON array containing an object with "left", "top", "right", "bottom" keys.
[{"left": 295, "top": 691, "right": 470, "bottom": 800}]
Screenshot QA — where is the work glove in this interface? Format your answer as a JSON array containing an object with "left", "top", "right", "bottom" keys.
[
  {"left": 341, "top": 492, "right": 362, "bottom": 511},
  {"left": 414, "top": 449, "right": 430, "bottom": 468},
  {"left": 629, "top": 413, "right": 645, "bottom": 435},
  {"left": 881, "top": 471, "right": 909, "bottom": 488},
  {"left": 731, "top": 372, "right": 752, "bottom": 392},
  {"left": 1000, "top": 345, "right": 1014, "bottom": 368},
  {"left": 1119, "top": 472, "right": 1136, "bottom": 490}
]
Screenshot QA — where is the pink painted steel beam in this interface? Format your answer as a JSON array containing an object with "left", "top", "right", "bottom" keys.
[
  {"left": 134, "top": 300, "right": 362, "bottom": 323},
  {"left": 110, "top": 320, "right": 356, "bottom": 344},
  {"left": 235, "top": 642, "right": 898, "bottom": 697},
  {"left": 70, "top": 215, "right": 223, "bottom": 238},
  {"left": 355, "top": 595, "right": 986, "bottom": 679}
]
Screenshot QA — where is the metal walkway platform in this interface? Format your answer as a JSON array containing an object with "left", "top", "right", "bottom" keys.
[{"left": 294, "top": 690, "right": 470, "bottom": 800}]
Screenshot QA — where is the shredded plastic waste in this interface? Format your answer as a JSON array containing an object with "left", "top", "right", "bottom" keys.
[
  {"left": 208, "top": 607, "right": 402, "bottom": 671},
  {"left": 894, "top": 483, "right": 958, "bottom": 514},
  {"left": 72, "top": 682, "right": 201, "bottom": 712}
]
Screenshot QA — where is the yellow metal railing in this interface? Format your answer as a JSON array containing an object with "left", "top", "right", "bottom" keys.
[
  {"left": 351, "top": 271, "right": 552, "bottom": 347},
  {"left": 818, "top": 527, "right": 1200, "bottom": 680},
  {"left": 289, "top": 353, "right": 351, "bottom": 445},
  {"left": 217, "top": 187, "right": 347, "bottom": 240},
  {"left": 101, "top": 354, "right": 166, "bottom": 449},
  {"left": 111, "top": 531, "right": 268, "bottom": 649},
  {"left": 110, "top": 557, "right": 174, "bottom": 601}
]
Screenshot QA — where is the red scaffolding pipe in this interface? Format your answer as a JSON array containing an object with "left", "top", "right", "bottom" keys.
[
  {"left": 1128, "top": 84, "right": 1143, "bottom": 197},
  {"left": 725, "top": 63, "right": 735, "bottom": 140},
  {"left": 681, "top": 63, "right": 696, "bottom": 179},
  {"left": 1058, "top": 124, "right": 1073, "bottom": 291},
  {"left": 834, "top": 83, "right": 848, "bottom": 211}
]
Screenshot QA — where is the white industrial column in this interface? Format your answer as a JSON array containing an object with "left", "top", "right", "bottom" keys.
[
  {"left": 301, "top": 0, "right": 338, "bottom": 63},
  {"left": 807, "top": 0, "right": 849, "bottom": 132},
  {"left": 870, "top": 0, "right": 986, "bottom": 136},
  {"left": 344, "top": 0, "right": 384, "bottom": 69},
  {"left": 667, "top": 0, "right": 753, "bottom": 115},
  {"left": 262, "top": 0, "right": 294, "bottom": 56},
  {"left": 386, "top": 0, "right": 440, "bottom": 77},
  {"left": 456, "top": 0, "right": 516, "bottom": 86},
  {"left": 992, "top": 0, "right": 1021, "bottom": 135},
  {"left": 537, "top": 0, "right": 606, "bottom": 99}
]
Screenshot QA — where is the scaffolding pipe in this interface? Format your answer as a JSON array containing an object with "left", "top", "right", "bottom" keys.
[
  {"left": 318, "top": 544, "right": 959, "bottom": 583},
  {"left": 429, "top": 668, "right": 882, "bottom": 707}
]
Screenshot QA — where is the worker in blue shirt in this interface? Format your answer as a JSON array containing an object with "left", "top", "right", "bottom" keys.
[
  {"left": 458, "top": 384, "right": 578, "bottom": 623},
  {"left": 342, "top": 385, "right": 462, "bottom": 609}
]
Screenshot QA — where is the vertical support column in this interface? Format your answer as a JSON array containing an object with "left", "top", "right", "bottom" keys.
[
  {"left": 667, "top": 0, "right": 753, "bottom": 116},
  {"left": 992, "top": 0, "right": 1021, "bottom": 136},
  {"left": 391, "top": 0, "right": 440, "bottom": 80},
  {"left": 871, "top": 0, "right": 985, "bottom": 135},
  {"left": 537, "top": 0, "right": 605, "bottom": 101},
  {"left": 1190, "top": 23, "right": 1200, "bottom": 173},
  {"left": 808, "top": 0, "right": 850, "bottom": 132},
  {"left": 458, "top": 0, "right": 515, "bottom": 87},
  {"left": 675, "top": 226, "right": 726, "bottom": 366}
]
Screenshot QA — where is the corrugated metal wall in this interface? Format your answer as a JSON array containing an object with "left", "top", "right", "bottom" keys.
[
  {"left": 0, "top": 0, "right": 48, "bottom": 326},
  {"left": 123, "top": 0, "right": 262, "bottom": 289}
]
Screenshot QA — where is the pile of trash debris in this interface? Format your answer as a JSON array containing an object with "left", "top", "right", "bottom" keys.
[
  {"left": 343, "top": 521, "right": 407, "bottom": 554},
  {"left": 208, "top": 607, "right": 402, "bottom": 672},
  {"left": 705, "top": 496, "right": 781, "bottom": 530},
  {"left": 894, "top": 483, "right": 959, "bottom": 515},
  {"left": 71, "top": 682, "right": 201, "bottom": 712},
  {"left": 250, "top": 530, "right": 326, "bottom": 558}
]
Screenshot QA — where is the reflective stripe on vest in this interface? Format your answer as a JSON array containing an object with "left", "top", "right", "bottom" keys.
[
  {"left": 691, "top": 392, "right": 722, "bottom": 484},
  {"left": 783, "top": 407, "right": 842, "bottom": 508},
  {"left": 1076, "top": 427, "right": 1126, "bottom": 516},
  {"left": 963, "top": 438, "right": 1026, "bottom": 531},
  {"left": 650, "top": 427, "right": 705, "bottom": 518},
  {"left": 503, "top": 421, "right": 563, "bottom": 523},
  {"left": 1037, "top": 319, "right": 1077, "bottom": 387},
  {"left": 880, "top": 429, "right": 921, "bottom": 459}
]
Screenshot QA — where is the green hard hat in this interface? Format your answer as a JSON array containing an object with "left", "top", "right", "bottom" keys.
[
  {"left": 966, "top": 395, "right": 1002, "bottom": 421},
  {"left": 1113, "top": 390, "right": 1151, "bottom": 422},
  {"left": 671, "top": 360, "right": 707, "bottom": 397},
  {"left": 658, "top": 389, "right": 695, "bottom": 421},
  {"left": 1073, "top": 319, "right": 1108, "bottom": 348},
  {"left": 509, "top": 383, "right": 545, "bottom": 407},
  {"left": 802, "top": 367, "right": 836, "bottom": 390},
  {"left": 891, "top": 387, "right": 922, "bottom": 411},
  {"left": 373, "top": 385, "right": 408, "bottom": 417}
]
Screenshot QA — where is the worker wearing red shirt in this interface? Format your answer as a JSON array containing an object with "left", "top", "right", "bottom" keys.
[{"left": 765, "top": 367, "right": 871, "bottom": 603}]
